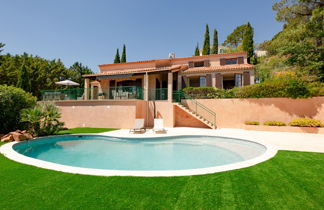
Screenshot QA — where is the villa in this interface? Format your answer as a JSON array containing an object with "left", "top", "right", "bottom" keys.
[{"left": 82, "top": 52, "right": 255, "bottom": 101}]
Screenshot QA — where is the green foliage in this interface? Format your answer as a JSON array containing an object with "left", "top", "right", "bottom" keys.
[
  {"left": 242, "top": 22, "right": 254, "bottom": 64},
  {"left": 223, "top": 24, "right": 247, "bottom": 48},
  {"left": 16, "top": 62, "right": 31, "bottom": 92},
  {"left": 121, "top": 44, "right": 127, "bottom": 63},
  {"left": 114, "top": 49, "right": 120, "bottom": 63},
  {"left": 0, "top": 85, "right": 37, "bottom": 134},
  {"left": 182, "top": 87, "right": 236, "bottom": 99},
  {"left": 235, "top": 79, "right": 311, "bottom": 99},
  {"left": 0, "top": 52, "right": 84, "bottom": 98},
  {"left": 0, "top": 42, "right": 5, "bottom": 53},
  {"left": 202, "top": 24, "right": 210, "bottom": 55},
  {"left": 289, "top": 118, "right": 323, "bottom": 127},
  {"left": 212, "top": 29, "right": 218, "bottom": 54},
  {"left": 245, "top": 121, "right": 260, "bottom": 125},
  {"left": 58, "top": 127, "right": 118, "bottom": 134},
  {"left": 260, "top": 0, "right": 324, "bottom": 81},
  {"left": 194, "top": 43, "right": 200, "bottom": 56},
  {"left": 69, "top": 62, "right": 93, "bottom": 87},
  {"left": 307, "top": 82, "right": 324, "bottom": 96},
  {"left": 21, "top": 102, "right": 64, "bottom": 136},
  {"left": 264, "top": 121, "right": 286, "bottom": 126}
]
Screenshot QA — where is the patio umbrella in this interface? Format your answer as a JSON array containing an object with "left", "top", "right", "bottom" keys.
[{"left": 55, "top": 79, "right": 80, "bottom": 86}]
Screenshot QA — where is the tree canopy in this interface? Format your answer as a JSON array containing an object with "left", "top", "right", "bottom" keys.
[
  {"left": 69, "top": 62, "right": 93, "bottom": 87},
  {"left": 212, "top": 29, "right": 219, "bottom": 54},
  {"left": 121, "top": 44, "right": 126, "bottom": 63},
  {"left": 223, "top": 24, "right": 247, "bottom": 48},
  {"left": 242, "top": 23, "right": 254, "bottom": 64},
  {"left": 194, "top": 43, "right": 200, "bottom": 56},
  {"left": 114, "top": 49, "right": 121, "bottom": 63}
]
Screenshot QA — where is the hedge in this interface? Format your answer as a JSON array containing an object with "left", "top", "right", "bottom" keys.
[{"left": 289, "top": 118, "right": 323, "bottom": 127}]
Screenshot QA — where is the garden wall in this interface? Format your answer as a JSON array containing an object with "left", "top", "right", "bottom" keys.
[{"left": 182, "top": 97, "right": 324, "bottom": 133}]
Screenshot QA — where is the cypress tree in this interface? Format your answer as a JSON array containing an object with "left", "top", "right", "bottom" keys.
[
  {"left": 194, "top": 43, "right": 200, "bottom": 56},
  {"left": 242, "top": 22, "right": 254, "bottom": 64},
  {"left": 212, "top": 29, "right": 218, "bottom": 54},
  {"left": 17, "top": 62, "right": 31, "bottom": 92},
  {"left": 121, "top": 44, "right": 126, "bottom": 63},
  {"left": 113, "top": 49, "right": 120, "bottom": 63},
  {"left": 202, "top": 24, "right": 210, "bottom": 55}
]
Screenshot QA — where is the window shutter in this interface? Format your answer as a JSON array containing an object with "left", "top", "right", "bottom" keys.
[
  {"left": 204, "top": 60, "right": 210, "bottom": 67},
  {"left": 182, "top": 76, "right": 187, "bottom": 88},
  {"left": 206, "top": 74, "right": 212, "bottom": 86},
  {"left": 216, "top": 73, "right": 223, "bottom": 89},
  {"left": 243, "top": 71, "right": 250, "bottom": 86},
  {"left": 220, "top": 59, "right": 226, "bottom": 66},
  {"left": 238, "top": 57, "right": 244, "bottom": 64},
  {"left": 188, "top": 61, "right": 194, "bottom": 68}
]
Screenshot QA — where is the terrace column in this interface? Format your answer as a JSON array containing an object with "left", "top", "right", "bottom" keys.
[
  {"left": 177, "top": 75, "right": 182, "bottom": 91},
  {"left": 168, "top": 72, "right": 173, "bottom": 102},
  {"left": 211, "top": 73, "right": 216, "bottom": 87},
  {"left": 144, "top": 73, "right": 149, "bottom": 101},
  {"left": 84, "top": 78, "right": 90, "bottom": 100}
]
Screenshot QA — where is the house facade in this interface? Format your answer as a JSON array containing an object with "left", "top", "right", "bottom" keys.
[{"left": 83, "top": 52, "right": 254, "bottom": 101}]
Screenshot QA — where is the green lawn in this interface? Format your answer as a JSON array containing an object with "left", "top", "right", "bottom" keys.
[
  {"left": 0, "top": 146, "right": 323, "bottom": 210},
  {"left": 58, "top": 127, "right": 118, "bottom": 134}
]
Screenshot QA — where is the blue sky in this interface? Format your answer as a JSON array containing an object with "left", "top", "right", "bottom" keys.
[{"left": 1, "top": 0, "right": 282, "bottom": 73}]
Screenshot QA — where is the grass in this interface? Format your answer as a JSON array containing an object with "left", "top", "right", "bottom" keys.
[
  {"left": 58, "top": 127, "right": 118, "bottom": 134},
  {"left": 0, "top": 148, "right": 323, "bottom": 209}
]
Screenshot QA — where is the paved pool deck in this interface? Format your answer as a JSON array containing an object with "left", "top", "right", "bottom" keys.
[{"left": 103, "top": 127, "right": 324, "bottom": 153}]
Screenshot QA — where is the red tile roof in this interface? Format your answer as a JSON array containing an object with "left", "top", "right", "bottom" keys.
[
  {"left": 83, "top": 65, "right": 185, "bottom": 78},
  {"left": 98, "top": 52, "right": 247, "bottom": 68},
  {"left": 182, "top": 64, "right": 254, "bottom": 74}
]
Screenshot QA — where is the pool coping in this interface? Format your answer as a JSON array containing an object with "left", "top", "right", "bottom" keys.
[{"left": 0, "top": 133, "right": 278, "bottom": 177}]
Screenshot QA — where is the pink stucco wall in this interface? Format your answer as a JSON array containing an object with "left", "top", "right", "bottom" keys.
[{"left": 183, "top": 97, "right": 324, "bottom": 128}]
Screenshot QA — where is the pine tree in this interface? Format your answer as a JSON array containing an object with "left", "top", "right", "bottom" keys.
[
  {"left": 121, "top": 44, "right": 126, "bottom": 63},
  {"left": 202, "top": 24, "right": 210, "bottom": 55},
  {"left": 194, "top": 43, "right": 200, "bottom": 56},
  {"left": 242, "top": 22, "right": 254, "bottom": 64},
  {"left": 212, "top": 29, "right": 218, "bottom": 54},
  {"left": 114, "top": 49, "right": 120, "bottom": 63},
  {"left": 17, "top": 62, "right": 31, "bottom": 92}
]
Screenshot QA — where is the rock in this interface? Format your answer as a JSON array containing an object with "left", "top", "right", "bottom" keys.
[
  {"left": 1, "top": 135, "right": 14, "bottom": 142},
  {"left": 9, "top": 132, "right": 27, "bottom": 141},
  {"left": 22, "top": 132, "right": 33, "bottom": 140}
]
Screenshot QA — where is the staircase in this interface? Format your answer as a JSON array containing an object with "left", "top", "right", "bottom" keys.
[{"left": 175, "top": 101, "right": 216, "bottom": 129}]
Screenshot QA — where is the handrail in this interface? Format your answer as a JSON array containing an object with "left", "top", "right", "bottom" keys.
[{"left": 173, "top": 91, "right": 216, "bottom": 128}]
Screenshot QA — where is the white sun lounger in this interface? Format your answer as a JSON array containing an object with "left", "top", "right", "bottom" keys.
[
  {"left": 129, "top": 118, "right": 146, "bottom": 133},
  {"left": 153, "top": 119, "right": 166, "bottom": 133}
]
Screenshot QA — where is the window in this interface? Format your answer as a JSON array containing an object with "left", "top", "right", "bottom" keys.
[
  {"left": 194, "top": 61, "right": 204, "bottom": 67},
  {"left": 225, "top": 59, "right": 237, "bottom": 65},
  {"left": 200, "top": 77, "right": 206, "bottom": 87}
]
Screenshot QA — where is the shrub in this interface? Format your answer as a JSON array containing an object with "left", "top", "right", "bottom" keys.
[
  {"left": 182, "top": 87, "right": 236, "bottom": 99},
  {"left": 0, "top": 85, "right": 37, "bottom": 134},
  {"left": 307, "top": 82, "right": 324, "bottom": 97},
  {"left": 264, "top": 121, "right": 286, "bottom": 126},
  {"left": 236, "top": 79, "right": 310, "bottom": 99},
  {"left": 245, "top": 121, "right": 260, "bottom": 125},
  {"left": 289, "top": 118, "right": 323, "bottom": 127},
  {"left": 20, "top": 102, "right": 64, "bottom": 136}
]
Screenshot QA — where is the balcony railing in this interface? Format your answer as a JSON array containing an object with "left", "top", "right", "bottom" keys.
[
  {"left": 41, "top": 86, "right": 143, "bottom": 101},
  {"left": 149, "top": 88, "right": 168, "bottom": 100}
]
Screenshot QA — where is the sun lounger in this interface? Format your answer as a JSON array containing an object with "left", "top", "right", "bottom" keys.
[
  {"left": 129, "top": 119, "right": 146, "bottom": 133},
  {"left": 153, "top": 119, "right": 166, "bottom": 133}
]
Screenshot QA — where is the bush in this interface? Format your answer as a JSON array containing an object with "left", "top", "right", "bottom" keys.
[
  {"left": 236, "top": 79, "right": 310, "bottom": 99},
  {"left": 264, "top": 121, "right": 286, "bottom": 126},
  {"left": 20, "top": 102, "right": 64, "bottom": 136},
  {"left": 245, "top": 121, "right": 260, "bottom": 125},
  {"left": 0, "top": 85, "right": 37, "bottom": 134},
  {"left": 307, "top": 82, "right": 324, "bottom": 97},
  {"left": 182, "top": 87, "right": 236, "bottom": 99},
  {"left": 289, "top": 118, "right": 323, "bottom": 127}
]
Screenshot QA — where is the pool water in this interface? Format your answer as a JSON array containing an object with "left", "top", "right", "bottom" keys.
[{"left": 14, "top": 135, "right": 266, "bottom": 171}]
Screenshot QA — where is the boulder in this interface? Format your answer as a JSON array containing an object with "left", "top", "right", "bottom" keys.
[
  {"left": 1, "top": 135, "right": 14, "bottom": 142},
  {"left": 22, "top": 132, "right": 33, "bottom": 140},
  {"left": 9, "top": 132, "right": 27, "bottom": 141}
]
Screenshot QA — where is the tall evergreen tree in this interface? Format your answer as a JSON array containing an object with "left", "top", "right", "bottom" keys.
[
  {"left": 242, "top": 22, "right": 254, "bottom": 64},
  {"left": 212, "top": 29, "right": 218, "bottom": 54},
  {"left": 121, "top": 44, "right": 126, "bottom": 63},
  {"left": 194, "top": 43, "right": 200, "bottom": 56},
  {"left": 202, "top": 24, "right": 210, "bottom": 55},
  {"left": 113, "top": 49, "right": 120, "bottom": 63},
  {"left": 17, "top": 62, "right": 31, "bottom": 92}
]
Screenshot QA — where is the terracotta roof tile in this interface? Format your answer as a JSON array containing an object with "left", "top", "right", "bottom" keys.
[
  {"left": 83, "top": 65, "right": 183, "bottom": 78},
  {"left": 98, "top": 52, "right": 247, "bottom": 68},
  {"left": 182, "top": 64, "right": 254, "bottom": 74}
]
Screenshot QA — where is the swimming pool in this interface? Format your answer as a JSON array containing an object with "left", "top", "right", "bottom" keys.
[{"left": 0, "top": 134, "right": 277, "bottom": 176}]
